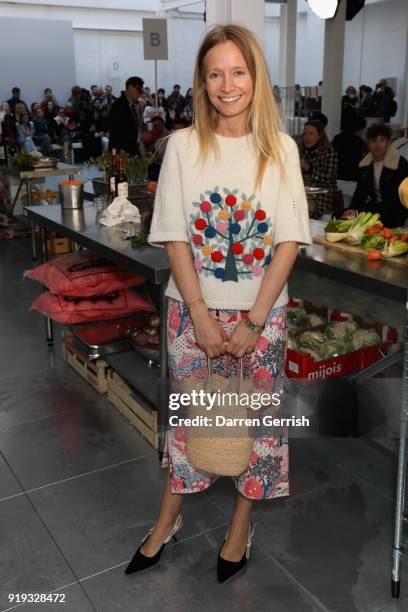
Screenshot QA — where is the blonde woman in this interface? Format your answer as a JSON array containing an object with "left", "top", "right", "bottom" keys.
[{"left": 125, "top": 24, "right": 312, "bottom": 583}]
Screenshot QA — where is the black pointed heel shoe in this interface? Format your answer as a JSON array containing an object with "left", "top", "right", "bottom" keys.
[
  {"left": 124, "top": 514, "right": 183, "bottom": 575},
  {"left": 217, "top": 522, "right": 257, "bottom": 584}
]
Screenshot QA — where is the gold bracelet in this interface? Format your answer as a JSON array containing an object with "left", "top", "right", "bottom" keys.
[
  {"left": 242, "top": 315, "right": 264, "bottom": 335},
  {"left": 187, "top": 297, "right": 206, "bottom": 313}
]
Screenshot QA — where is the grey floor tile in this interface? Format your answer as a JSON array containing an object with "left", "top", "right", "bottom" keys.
[
  {"left": 0, "top": 366, "right": 107, "bottom": 430},
  {"left": 204, "top": 438, "right": 346, "bottom": 518},
  {"left": 377, "top": 596, "right": 408, "bottom": 611},
  {"left": 80, "top": 525, "right": 325, "bottom": 612},
  {"left": 0, "top": 454, "right": 22, "bottom": 501},
  {"left": 0, "top": 496, "right": 76, "bottom": 611},
  {"left": 0, "top": 311, "right": 64, "bottom": 380},
  {"left": 307, "top": 438, "right": 397, "bottom": 501},
  {"left": 0, "top": 398, "right": 153, "bottom": 490},
  {"left": 0, "top": 285, "right": 41, "bottom": 315},
  {"left": 28, "top": 457, "right": 226, "bottom": 580},
  {"left": 11, "top": 583, "right": 94, "bottom": 612},
  {"left": 251, "top": 474, "right": 404, "bottom": 612}
]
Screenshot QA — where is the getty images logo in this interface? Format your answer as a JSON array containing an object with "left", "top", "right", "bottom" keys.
[{"left": 307, "top": 360, "right": 342, "bottom": 380}]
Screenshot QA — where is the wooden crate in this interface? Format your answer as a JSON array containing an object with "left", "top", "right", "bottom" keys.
[
  {"left": 62, "top": 331, "right": 110, "bottom": 393},
  {"left": 47, "top": 236, "right": 72, "bottom": 255},
  {"left": 107, "top": 370, "right": 158, "bottom": 449}
]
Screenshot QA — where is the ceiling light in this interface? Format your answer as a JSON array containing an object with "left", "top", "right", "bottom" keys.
[{"left": 307, "top": 0, "right": 340, "bottom": 19}]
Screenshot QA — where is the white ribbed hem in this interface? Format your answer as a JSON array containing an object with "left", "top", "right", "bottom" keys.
[
  {"left": 165, "top": 286, "right": 289, "bottom": 311},
  {"left": 147, "top": 232, "right": 189, "bottom": 248}
]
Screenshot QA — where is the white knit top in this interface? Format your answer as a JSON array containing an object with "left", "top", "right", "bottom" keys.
[{"left": 148, "top": 128, "right": 312, "bottom": 310}]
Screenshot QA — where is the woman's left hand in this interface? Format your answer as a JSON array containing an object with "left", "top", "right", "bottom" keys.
[
  {"left": 300, "top": 159, "right": 310, "bottom": 173},
  {"left": 225, "top": 320, "right": 260, "bottom": 358}
]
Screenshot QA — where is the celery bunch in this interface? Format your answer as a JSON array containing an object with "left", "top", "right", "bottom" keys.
[{"left": 346, "top": 212, "right": 381, "bottom": 245}]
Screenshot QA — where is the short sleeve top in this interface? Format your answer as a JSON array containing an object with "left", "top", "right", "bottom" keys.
[{"left": 148, "top": 128, "right": 312, "bottom": 310}]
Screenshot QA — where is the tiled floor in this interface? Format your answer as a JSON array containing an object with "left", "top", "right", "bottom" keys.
[{"left": 0, "top": 233, "right": 407, "bottom": 611}]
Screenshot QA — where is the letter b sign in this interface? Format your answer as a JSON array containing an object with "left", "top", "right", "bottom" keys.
[
  {"left": 151, "top": 32, "right": 160, "bottom": 47},
  {"left": 143, "top": 19, "right": 168, "bottom": 60}
]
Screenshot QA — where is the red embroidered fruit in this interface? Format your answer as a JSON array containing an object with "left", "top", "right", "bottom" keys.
[
  {"left": 243, "top": 253, "right": 254, "bottom": 265},
  {"left": 195, "top": 218, "right": 207, "bottom": 231},
  {"left": 225, "top": 194, "right": 237, "bottom": 207},
  {"left": 211, "top": 250, "right": 224, "bottom": 263},
  {"left": 253, "top": 248, "right": 265, "bottom": 260},
  {"left": 234, "top": 210, "right": 245, "bottom": 221},
  {"left": 192, "top": 234, "right": 203, "bottom": 245},
  {"left": 200, "top": 201, "right": 212, "bottom": 213},
  {"left": 255, "top": 209, "right": 266, "bottom": 221},
  {"left": 232, "top": 242, "right": 243, "bottom": 255}
]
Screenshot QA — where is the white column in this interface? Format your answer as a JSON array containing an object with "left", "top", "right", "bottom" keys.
[
  {"left": 321, "top": 0, "right": 347, "bottom": 139},
  {"left": 279, "top": 0, "right": 297, "bottom": 87},
  {"left": 205, "top": 0, "right": 265, "bottom": 46}
]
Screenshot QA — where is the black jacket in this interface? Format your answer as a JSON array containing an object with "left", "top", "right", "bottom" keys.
[
  {"left": 332, "top": 130, "right": 367, "bottom": 181},
  {"left": 108, "top": 94, "right": 142, "bottom": 155},
  {"left": 350, "top": 145, "right": 408, "bottom": 227}
]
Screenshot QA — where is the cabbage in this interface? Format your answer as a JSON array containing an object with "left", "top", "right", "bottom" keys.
[
  {"left": 325, "top": 321, "right": 359, "bottom": 340},
  {"left": 287, "top": 307, "right": 306, "bottom": 324},
  {"left": 307, "top": 314, "right": 326, "bottom": 328},
  {"left": 350, "top": 329, "right": 380, "bottom": 351},
  {"left": 319, "top": 340, "right": 347, "bottom": 359},
  {"left": 288, "top": 337, "right": 299, "bottom": 351},
  {"left": 299, "top": 331, "right": 327, "bottom": 349},
  {"left": 299, "top": 347, "right": 321, "bottom": 361}
]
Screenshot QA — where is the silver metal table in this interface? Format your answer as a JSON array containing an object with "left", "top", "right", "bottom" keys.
[
  {"left": 1, "top": 164, "right": 81, "bottom": 259},
  {"left": 24, "top": 203, "right": 170, "bottom": 452},
  {"left": 300, "top": 221, "right": 407, "bottom": 598}
]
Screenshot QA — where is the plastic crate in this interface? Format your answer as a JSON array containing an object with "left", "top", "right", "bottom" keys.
[{"left": 285, "top": 299, "right": 399, "bottom": 383}]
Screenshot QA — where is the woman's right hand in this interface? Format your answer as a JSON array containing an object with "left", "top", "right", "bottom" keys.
[{"left": 190, "top": 306, "right": 228, "bottom": 358}]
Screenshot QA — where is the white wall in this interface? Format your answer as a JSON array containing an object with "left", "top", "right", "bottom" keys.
[
  {"left": 0, "top": 16, "right": 76, "bottom": 107},
  {"left": 0, "top": 0, "right": 407, "bottom": 120},
  {"left": 343, "top": 0, "right": 408, "bottom": 122}
]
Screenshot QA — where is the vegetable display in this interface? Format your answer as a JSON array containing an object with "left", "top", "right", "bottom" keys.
[
  {"left": 288, "top": 309, "right": 381, "bottom": 362},
  {"left": 324, "top": 213, "right": 408, "bottom": 260}
]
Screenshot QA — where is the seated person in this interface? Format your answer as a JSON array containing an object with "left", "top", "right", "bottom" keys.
[
  {"left": 33, "top": 108, "right": 54, "bottom": 156},
  {"left": 299, "top": 120, "right": 338, "bottom": 219},
  {"left": 16, "top": 112, "right": 36, "bottom": 153},
  {"left": 332, "top": 115, "right": 367, "bottom": 181},
  {"left": 348, "top": 123, "right": 408, "bottom": 227}
]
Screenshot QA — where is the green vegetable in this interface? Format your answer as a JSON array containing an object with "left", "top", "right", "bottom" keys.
[
  {"left": 130, "top": 233, "right": 148, "bottom": 248},
  {"left": 360, "top": 234, "right": 386, "bottom": 251},
  {"left": 299, "top": 330, "right": 327, "bottom": 350},
  {"left": 307, "top": 314, "right": 326, "bottom": 328},
  {"left": 287, "top": 307, "right": 311, "bottom": 327},
  {"left": 287, "top": 337, "right": 299, "bottom": 351},
  {"left": 299, "top": 347, "right": 321, "bottom": 361},
  {"left": 381, "top": 240, "right": 408, "bottom": 258},
  {"left": 13, "top": 149, "right": 37, "bottom": 171},
  {"left": 346, "top": 212, "right": 381, "bottom": 245},
  {"left": 325, "top": 321, "right": 359, "bottom": 340},
  {"left": 319, "top": 340, "right": 347, "bottom": 359},
  {"left": 350, "top": 329, "right": 380, "bottom": 351},
  {"left": 324, "top": 218, "right": 354, "bottom": 233}
]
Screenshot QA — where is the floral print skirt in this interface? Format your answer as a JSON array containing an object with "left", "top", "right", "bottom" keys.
[{"left": 162, "top": 298, "right": 289, "bottom": 501}]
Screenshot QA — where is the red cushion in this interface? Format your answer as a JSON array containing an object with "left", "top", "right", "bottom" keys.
[
  {"left": 25, "top": 252, "right": 144, "bottom": 297},
  {"left": 31, "top": 289, "right": 155, "bottom": 324}
]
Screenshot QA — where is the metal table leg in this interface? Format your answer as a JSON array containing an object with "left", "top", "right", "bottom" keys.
[
  {"left": 157, "top": 285, "right": 169, "bottom": 457},
  {"left": 392, "top": 290, "right": 408, "bottom": 598},
  {"left": 26, "top": 178, "right": 38, "bottom": 261},
  {"left": 9, "top": 179, "right": 24, "bottom": 216},
  {"left": 39, "top": 225, "right": 54, "bottom": 346}
]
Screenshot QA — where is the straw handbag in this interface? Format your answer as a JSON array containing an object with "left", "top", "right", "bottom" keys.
[{"left": 178, "top": 357, "right": 256, "bottom": 476}]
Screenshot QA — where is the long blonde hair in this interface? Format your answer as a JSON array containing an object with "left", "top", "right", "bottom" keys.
[{"left": 189, "top": 24, "right": 283, "bottom": 191}]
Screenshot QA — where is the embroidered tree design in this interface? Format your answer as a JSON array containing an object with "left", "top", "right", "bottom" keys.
[{"left": 190, "top": 187, "right": 272, "bottom": 282}]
